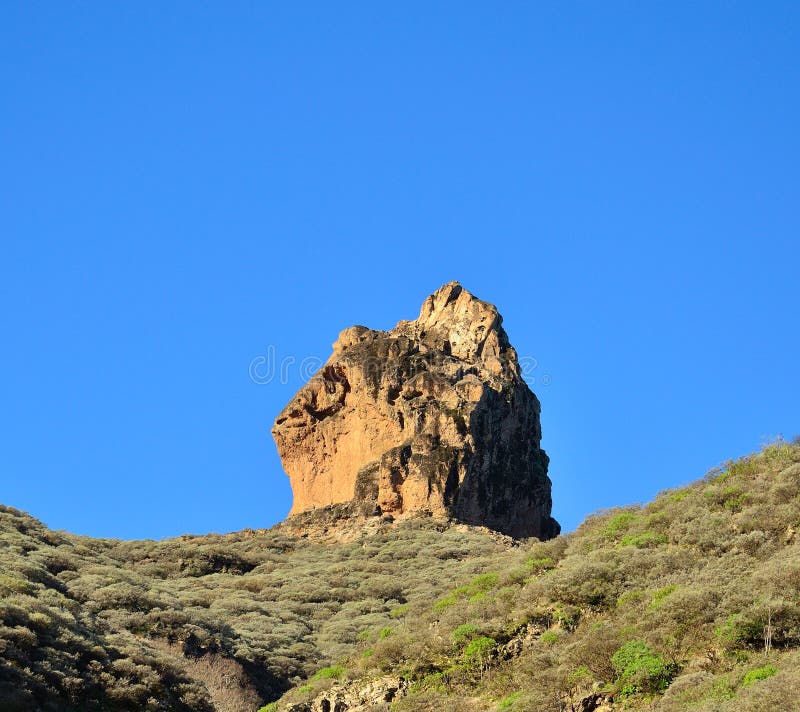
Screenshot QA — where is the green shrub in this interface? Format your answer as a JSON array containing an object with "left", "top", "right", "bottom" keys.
[
  {"left": 452, "top": 622, "right": 479, "bottom": 646},
  {"left": 410, "top": 671, "right": 447, "bottom": 693},
  {"left": 617, "top": 589, "right": 645, "bottom": 607},
  {"left": 463, "top": 636, "right": 496, "bottom": 665},
  {"left": 725, "top": 457, "right": 760, "bottom": 480},
  {"left": 0, "top": 574, "right": 36, "bottom": 595},
  {"left": 568, "top": 665, "right": 592, "bottom": 685},
  {"left": 611, "top": 640, "right": 675, "bottom": 695},
  {"left": 742, "top": 664, "right": 777, "bottom": 686},
  {"left": 649, "top": 585, "right": 677, "bottom": 609},
  {"left": 553, "top": 603, "right": 580, "bottom": 630},
  {"left": 311, "top": 665, "right": 344, "bottom": 681},
  {"left": 540, "top": 630, "right": 558, "bottom": 645},
  {"left": 469, "top": 573, "right": 500, "bottom": 593},
  {"left": 497, "top": 691, "right": 522, "bottom": 709},
  {"left": 603, "top": 511, "right": 639, "bottom": 537},
  {"left": 434, "top": 573, "right": 500, "bottom": 610},
  {"left": 721, "top": 485, "right": 748, "bottom": 511},
  {"left": 525, "top": 556, "right": 555, "bottom": 574},
  {"left": 619, "top": 531, "right": 668, "bottom": 548},
  {"left": 715, "top": 613, "right": 763, "bottom": 649},
  {"left": 709, "top": 678, "right": 737, "bottom": 701},
  {"left": 434, "top": 595, "right": 457, "bottom": 611}
]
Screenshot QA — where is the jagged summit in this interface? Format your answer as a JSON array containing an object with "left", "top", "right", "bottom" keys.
[
  {"left": 272, "top": 283, "right": 559, "bottom": 539},
  {"left": 396, "top": 281, "right": 515, "bottom": 374}
]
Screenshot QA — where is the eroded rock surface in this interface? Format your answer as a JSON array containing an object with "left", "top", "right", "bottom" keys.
[
  {"left": 285, "top": 677, "right": 407, "bottom": 712},
  {"left": 272, "top": 282, "right": 559, "bottom": 539}
]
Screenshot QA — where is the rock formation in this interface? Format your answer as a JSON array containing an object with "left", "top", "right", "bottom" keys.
[
  {"left": 272, "top": 282, "right": 559, "bottom": 539},
  {"left": 285, "top": 676, "right": 408, "bottom": 712}
]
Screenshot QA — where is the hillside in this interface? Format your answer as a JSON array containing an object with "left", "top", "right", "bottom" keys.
[{"left": 1, "top": 441, "right": 799, "bottom": 711}]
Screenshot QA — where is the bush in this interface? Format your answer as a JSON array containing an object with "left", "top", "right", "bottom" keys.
[
  {"left": 649, "top": 585, "right": 678, "bottom": 609},
  {"left": 525, "top": 556, "right": 555, "bottom": 574},
  {"left": 452, "top": 623, "right": 479, "bottom": 646},
  {"left": 497, "top": 691, "right": 522, "bottom": 709},
  {"left": 619, "top": 531, "right": 668, "bottom": 548},
  {"left": 715, "top": 613, "right": 763, "bottom": 650},
  {"left": 311, "top": 665, "right": 345, "bottom": 681},
  {"left": 463, "top": 636, "right": 496, "bottom": 667},
  {"left": 603, "top": 511, "right": 640, "bottom": 537},
  {"left": 742, "top": 664, "right": 777, "bottom": 686},
  {"left": 434, "top": 595, "right": 457, "bottom": 611},
  {"left": 611, "top": 640, "right": 676, "bottom": 695},
  {"left": 469, "top": 573, "right": 500, "bottom": 592}
]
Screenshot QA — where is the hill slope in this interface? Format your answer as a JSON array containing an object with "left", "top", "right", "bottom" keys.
[{"left": 2, "top": 442, "right": 799, "bottom": 711}]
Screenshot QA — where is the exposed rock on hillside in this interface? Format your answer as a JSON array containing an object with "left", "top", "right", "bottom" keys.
[
  {"left": 285, "top": 676, "right": 407, "bottom": 712},
  {"left": 272, "top": 282, "right": 559, "bottom": 539}
]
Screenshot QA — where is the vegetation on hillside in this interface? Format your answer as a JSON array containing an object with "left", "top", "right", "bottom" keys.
[
  {"left": 1, "top": 440, "right": 799, "bottom": 711},
  {"left": 275, "top": 440, "right": 800, "bottom": 711},
  {"left": 0, "top": 503, "right": 510, "bottom": 710}
]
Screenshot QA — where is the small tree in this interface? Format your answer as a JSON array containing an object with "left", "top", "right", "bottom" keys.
[{"left": 463, "top": 636, "right": 496, "bottom": 679}]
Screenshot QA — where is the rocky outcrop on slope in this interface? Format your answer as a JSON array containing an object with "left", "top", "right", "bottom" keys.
[
  {"left": 272, "top": 282, "right": 559, "bottom": 539},
  {"left": 284, "top": 677, "right": 407, "bottom": 712}
]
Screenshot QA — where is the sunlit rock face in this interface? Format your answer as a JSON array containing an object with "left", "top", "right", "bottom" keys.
[{"left": 272, "top": 282, "right": 559, "bottom": 539}]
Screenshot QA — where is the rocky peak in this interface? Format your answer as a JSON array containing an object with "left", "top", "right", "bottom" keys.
[
  {"left": 393, "top": 281, "right": 516, "bottom": 377},
  {"left": 272, "top": 282, "right": 559, "bottom": 539}
]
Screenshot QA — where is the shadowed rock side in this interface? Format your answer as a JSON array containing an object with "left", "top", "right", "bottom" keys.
[{"left": 272, "top": 282, "right": 560, "bottom": 539}]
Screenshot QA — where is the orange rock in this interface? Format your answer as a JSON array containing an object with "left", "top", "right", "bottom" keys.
[{"left": 272, "top": 282, "right": 559, "bottom": 539}]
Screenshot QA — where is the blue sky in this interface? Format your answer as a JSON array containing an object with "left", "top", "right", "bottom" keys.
[{"left": 2, "top": 3, "right": 798, "bottom": 539}]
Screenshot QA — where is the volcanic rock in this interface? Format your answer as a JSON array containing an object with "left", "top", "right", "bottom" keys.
[{"left": 272, "top": 282, "right": 559, "bottom": 539}]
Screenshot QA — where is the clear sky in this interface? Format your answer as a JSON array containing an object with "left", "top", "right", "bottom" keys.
[{"left": 2, "top": 3, "right": 798, "bottom": 539}]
